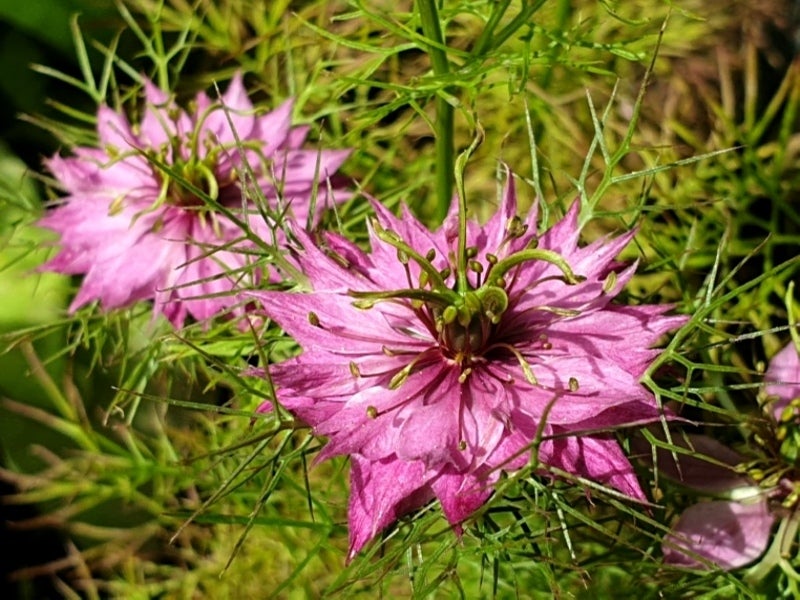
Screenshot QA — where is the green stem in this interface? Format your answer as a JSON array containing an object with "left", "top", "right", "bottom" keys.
[
  {"left": 471, "top": 0, "right": 512, "bottom": 58},
  {"left": 453, "top": 127, "right": 484, "bottom": 294},
  {"left": 417, "top": 0, "right": 454, "bottom": 224},
  {"left": 490, "top": 0, "right": 548, "bottom": 52}
]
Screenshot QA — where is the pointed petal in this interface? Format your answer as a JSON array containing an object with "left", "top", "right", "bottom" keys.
[
  {"left": 537, "top": 433, "right": 646, "bottom": 501},
  {"left": 347, "top": 455, "right": 433, "bottom": 560},
  {"left": 431, "top": 469, "right": 493, "bottom": 526}
]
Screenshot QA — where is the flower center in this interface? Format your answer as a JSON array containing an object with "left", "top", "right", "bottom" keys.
[
  {"left": 434, "top": 286, "right": 508, "bottom": 362},
  {"left": 348, "top": 216, "right": 584, "bottom": 386},
  {"left": 164, "top": 158, "right": 220, "bottom": 207}
]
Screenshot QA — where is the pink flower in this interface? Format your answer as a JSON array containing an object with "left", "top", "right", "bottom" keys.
[
  {"left": 39, "top": 74, "right": 350, "bottom": 326},
  {"left": 658, "top": 434, "right": 775, "bottom": 570},
  {"left": 252, "top": 171, "right": 685, "bottom": 559},
  {"left": 661, "top": 344, "right": 800, "bottom": 570}
]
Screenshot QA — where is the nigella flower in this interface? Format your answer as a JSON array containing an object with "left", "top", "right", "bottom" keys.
[
  {"left": 662, "top": 344, "right": 800, "bottom": 570},
  {"left": 38, "top": 74, "right": 350, "bottom": 326},
  {"left": 252, "top": 171, "right": 685, "bottom": 559},
  {"left": 657, "top": 434, "right": 775, "bottom": 570}
]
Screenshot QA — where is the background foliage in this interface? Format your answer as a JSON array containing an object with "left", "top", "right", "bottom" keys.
[{"left": 1, "top": 0, "right": 799, "bottom": 597}]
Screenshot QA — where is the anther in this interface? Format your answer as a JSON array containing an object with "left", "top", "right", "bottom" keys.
[
  {"left": 603, "top": 271, "right": 617, "bottom": 294},
  {"left": 352, "top": 299, "right": 376, "bottom": 309},
  {"left": 569, "top": 377, "right": 579, "bottom": 392},
  {"left": 366, "top": 406, "right": 378, "bottom": 419},
  {"left": 307, "top": 312, "right": 321, "bottom": 327},
  {"left": 506, "top": 216, "right": 527, "bottom": 238},
  {"left": 108, "top": 196, "right": 125, "bottom": 216},
  {"left": 349, "top": 362, "right": 361, "bottom": 378}
]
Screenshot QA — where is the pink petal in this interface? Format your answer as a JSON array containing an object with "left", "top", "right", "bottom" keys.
[
  {"left": 347, "top": 455, "right": 434, "bottom": 560},
  {"left": 96, "top": 105, "right": 137, "bottom": 149},
  {"left": 199, "top": 72, "right": 256, "bottom": 145},
  {"left": 664, "top": 500, "right": 774, "bottom": 570},
  {"left": 431, "top": 469, "right": 493, "bottom": 526},
  {"left": 537, "top": 433, "right": 647, "bottom": 501},
  {"left": 766, "top": 343, "right": 800, "bottom": 419}
]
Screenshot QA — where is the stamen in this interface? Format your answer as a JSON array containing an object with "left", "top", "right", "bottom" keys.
[
  {"left": 569, "top": 377, "right": 579, "bottom": 392},
  {"left": 505, "top": 216, "right": 528, "bottom": 239},
  {"left": 308, "top": 311, "right": 321, "bottom": 327},
  {"left": 349, "top": 362, "right": 361, "bottom": 378},
  {"left": 151, "top": 215, "right": 165, "bottom": 233},
  {"left": 603, "top": 271, "right": 617, "bottom": 294},
  {"left": 352, "top": 298, "right": 376, "bottom": 309},
  {"left": 536, "top": 306, "right": 582, "bottom": 317},
  {"left": 366, "top": 406, "right": 378, "bottom": 419},
  {"left": 388, "top": 352, "right": 429, "bottom": 389},
  {"left": 493, "top": 343, "right": 537, "bottom": 385},
  {"left": 419, "top": 271, "right": 429, "bottom": 288},
  {"left": 108, "top": 195, "right": 126, "bottom": 216}
]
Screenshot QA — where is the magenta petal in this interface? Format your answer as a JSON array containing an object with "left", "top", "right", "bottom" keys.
[
  {"left": 431, "top": 470, "right": 493, "bottom": 526},
  {"left": 538, "top": 434, "right": 647, "bottom": 501},
  {"left": 347, "top": 455, "right": 433, "bottom": 560},
  {"left": 664, "top": 500, "right": 774, "bottom": 570}
]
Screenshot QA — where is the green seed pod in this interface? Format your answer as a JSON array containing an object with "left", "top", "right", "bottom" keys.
[{"left": 442, "top": 305, "right": 458, "bottom": 325}]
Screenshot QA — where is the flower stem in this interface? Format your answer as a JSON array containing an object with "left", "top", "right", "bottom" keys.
[
  {"left": 416, "top": 0, "right": 454, "bottom": 224},
  {"left": 454, "top": 126, "right": 484, "bottom": 294}
]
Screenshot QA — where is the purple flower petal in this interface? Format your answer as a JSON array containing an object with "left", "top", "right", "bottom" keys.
[{"left": 664, "top": 499, "right": 774, "bottom": 570}]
